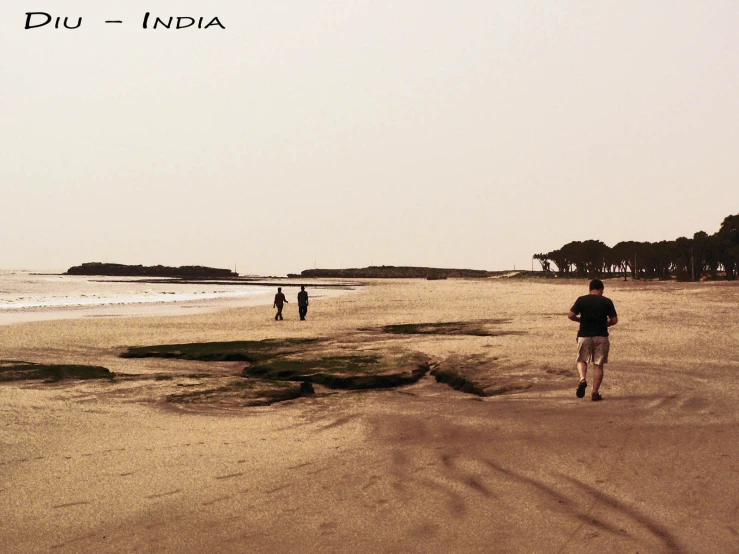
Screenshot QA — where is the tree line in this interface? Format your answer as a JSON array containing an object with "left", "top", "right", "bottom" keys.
[{"left": 534, "top": 213, "right": 739, "bottom": 280}]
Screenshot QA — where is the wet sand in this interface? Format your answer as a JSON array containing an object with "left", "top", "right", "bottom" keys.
[{"left": 1, "top": 278, "right": 737, "bottom": 553}]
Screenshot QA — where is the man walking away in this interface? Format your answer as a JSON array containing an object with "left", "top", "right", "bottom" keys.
[
  {"left": 297, "top": 285, "right": 309, "bottom": 321},
  {"left": 273, "top": 287, "right": 288, "bottom": 321},
  {"left": 568, "top": 279, "right": 618, "bottom": 401}
]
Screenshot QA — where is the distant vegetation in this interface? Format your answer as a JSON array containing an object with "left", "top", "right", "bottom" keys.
[
  {"left": 534, "top": 213, "right": 739, "bottom": 280},
  {"left": 291, "top": 266, "right": 506, "bottom": 279},
  {"left": 66, "top": 262, "right": 238, "bottom": 279}
]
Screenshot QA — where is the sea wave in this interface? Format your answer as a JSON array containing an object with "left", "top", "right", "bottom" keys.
[{"left": 0, "top": 272, "right": 273, "bottom": 311}]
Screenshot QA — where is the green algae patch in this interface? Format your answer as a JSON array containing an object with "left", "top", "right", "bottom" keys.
[
  {"left": 242, "top": 351, "right": 431, "bottom": 390},
  {"left": 120, "top": 338, "right": 319, "bottom": 362},
  {"left": 0, "top": 361, "right": 114, "bottom": 382},
  {"left": 368, "top": 319, "right": 522, "bottom": 337},
  {"left": 166, "top": 378, "right": 304, "bottom": 407},
  {"left": 120, "top": 338, "right": 433, "bottom": 396}
]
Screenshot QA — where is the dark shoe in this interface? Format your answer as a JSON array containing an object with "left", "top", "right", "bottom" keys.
[
  {"left": 591, "top": 392, "right": 603, "bottom": 402},
  {"left": 576, "top": 380, "right": 587, "bottom": 398}
]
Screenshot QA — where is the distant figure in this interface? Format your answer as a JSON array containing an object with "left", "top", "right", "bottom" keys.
[
  {"left": 297, "top": 285, "right": 309, "bottom": 320},
  {"left": 273, "top": 287, "right": 288, "bottom": 320},
  {"left": 568, "top": 279, "right": 618, "bottom": 401}
]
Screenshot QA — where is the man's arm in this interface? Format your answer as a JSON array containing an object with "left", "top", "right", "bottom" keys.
[
  {"left": 568, "top": 311, "right": 580, "bottom": 323},
  {"left": 607, "top": 300, "right": 617, "bottom": 327}
]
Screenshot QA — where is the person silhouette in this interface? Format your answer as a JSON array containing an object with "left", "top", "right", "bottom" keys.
[
  {"left": 297, "top": 285, "right": 309, "bottom": 320},
  {"left": 273, "top": 287, "right": 288, "bottom": 320}
]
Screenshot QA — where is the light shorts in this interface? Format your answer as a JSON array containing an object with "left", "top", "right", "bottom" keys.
[{"left": 577, "top": 336, "right": 610, "bottom": 365}]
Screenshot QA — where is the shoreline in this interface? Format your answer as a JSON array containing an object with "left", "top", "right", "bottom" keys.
[{"left": 0, "top": 278, "right": 358, "bottom": 327}]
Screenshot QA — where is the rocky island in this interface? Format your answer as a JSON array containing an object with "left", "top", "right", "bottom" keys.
[{"left": 65, "top": 262, "right": 238, "bottom": 279}]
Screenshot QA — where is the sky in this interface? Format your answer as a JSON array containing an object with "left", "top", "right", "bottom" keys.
[{"left": 2, "top": 1, "right": 739, "bottom": 275}]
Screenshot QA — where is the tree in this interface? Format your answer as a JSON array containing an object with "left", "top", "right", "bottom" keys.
[
  {"left": 533, "top": 213, "right": 739, "bottom": 280},
  {"left": 717, "top": 214, "right": 739, "bottom": 279}
]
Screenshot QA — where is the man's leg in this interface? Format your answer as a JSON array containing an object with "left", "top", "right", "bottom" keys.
[
  {"left": 575, "top": 337, "right": 590, "bottom": 398},
  {"left": 592, "top": 364, "right": 604, "bottom": 395},
  {"left": 576, "top": 361, "right": 588, "bottom": 398},
  {"left": 591, "top": 337, "right": 608, "bottom": 400},
  {"left": 577, "top": 361, "right": 588, "bottom": 383}
]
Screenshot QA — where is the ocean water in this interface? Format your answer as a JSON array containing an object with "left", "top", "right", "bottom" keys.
[{"left": 0, "top": 270, "right": 275, "bottom": 324}]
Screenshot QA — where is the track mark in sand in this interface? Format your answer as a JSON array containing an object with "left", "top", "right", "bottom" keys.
[
  {"left": 215, "top": 472, "right": 244, "bottom": 480},
  {"left": 319, "top": 521, "right": 338, "bottom": 533},
  {"left": 51, "top": 533, "right": 97, "bottom": 549},
  {"left": 362, "top": 475, "right": 381, "bottom": 490},
  {"left": 0, "top": 458, "right": 33, "bottom": 466},
  {"left": 265, "top": 484, "right": 290, "bottom": 495},
  {"left": 53, "top": 500, "right": 90, "bottom": 509},
  {"left": 288, "top": 462, "right": 312, "bottom": 470},
  {"left": 564, "top": 476, "right": 683, "bottom": 552},
  {"left": 465, "top": 476, "right": 494, "bottom": 497},
  {"left": 120, "top": 472, "right": 134, "bottom": 477},
  {"left": 554, "top": 424, "right": 637, "bottom": 554},
  {"left": 317, "top": 414, "right": 360, "bottom": 432},
  {"left": 146, "top": 489, "right": 182, "bottom": 499},
  {"left": 203, "top": 495, "right": 232, "bottom": 506}
]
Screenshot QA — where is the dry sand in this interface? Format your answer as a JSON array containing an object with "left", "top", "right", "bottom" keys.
[{"left": 1, "top": 278, "right": 738, "bottom": 553}]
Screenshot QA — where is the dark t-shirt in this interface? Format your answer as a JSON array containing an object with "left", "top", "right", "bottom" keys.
[
  {"left": 297, "top": 290, "right": 308, "bottom": 306},
  {"left": 570, "top": 294, "right": 617, "bottom": 337},
  {"left": 274, "top": 292, "right": 286, "bottom": 307}
]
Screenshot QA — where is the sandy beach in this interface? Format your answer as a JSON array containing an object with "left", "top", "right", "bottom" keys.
[{"left": 1, "top": 278, "right": 738, "bottom": 553}]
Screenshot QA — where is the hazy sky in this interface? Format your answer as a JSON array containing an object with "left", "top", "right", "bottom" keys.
[{"left": 2, "top": 1, "right": 738, "bottom": 275}]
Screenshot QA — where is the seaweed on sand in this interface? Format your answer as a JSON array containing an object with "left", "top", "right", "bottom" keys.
[
  {"left": 166, "top": 378, "right": 304, "bottom": 407},
  {"left": 369, "top": 319, "right": 523, "bottom": 338},
  {"left": 120, "top": 338, "right": 319, "bottom": 362},
  {"left": 243, "top": 352, "right": 431, "bottom": 390},
  {"left": 0, "top": 361, "right": 113, "bottom": 382},
  {"left": 430, "top": 355, "right": 532, "bottom": 397}
]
